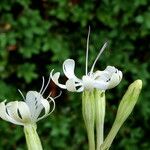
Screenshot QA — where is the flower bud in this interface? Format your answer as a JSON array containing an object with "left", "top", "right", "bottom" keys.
[{"left": 100, "top": 80, "right": 142, "bottom": 150}]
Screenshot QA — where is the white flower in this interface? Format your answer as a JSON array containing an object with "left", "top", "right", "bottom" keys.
[
  {"left": 0, "top": 76, "right": 56, "bottom": 126},
  {"left": 51, "top": 28, "right": 122, "bottom": 92}
]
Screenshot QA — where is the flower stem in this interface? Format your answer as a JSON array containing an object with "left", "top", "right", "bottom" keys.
[
  {"left": 24, "top": 124, "right": 43, "bottom": 150},
  {"left": 82, "top": 91, "right": 95, "bottom": 150},
  {"left": 94, "top": 90, "right": 105, "bottom": 150}
]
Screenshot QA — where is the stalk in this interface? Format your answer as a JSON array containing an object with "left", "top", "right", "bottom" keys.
[
  {"left": 24, "top": 124, "right": 43, "bottom": 150},
  {"left": 82, "top": 90, "right": 95, "bottom": 150},
  {"left": 94, "top": 89, "right": 105, "bottom": 150}
]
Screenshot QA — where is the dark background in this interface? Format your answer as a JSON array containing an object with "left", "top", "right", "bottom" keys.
[{"left": 0, "top": 0, "right": 150, "bottom": 149}]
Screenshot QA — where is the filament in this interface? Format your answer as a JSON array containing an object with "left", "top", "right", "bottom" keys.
[
  {"left": 90, "top": 42, "right": 108, "bottom": 75},
  {"left": 18, "top": 89, "right": 25, "bottom": 101},
  {"left": 85, "top": 26, "right": 91, "bottom": 75},
  {"left": 39, "top": 76, "right": 45, "bottom": 94}
]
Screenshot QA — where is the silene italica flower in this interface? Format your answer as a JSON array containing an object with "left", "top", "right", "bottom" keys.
[
  {"left": 0, "top": 76, "right": 55, "bottom": 126},
  {"left": 0, "top": 75, "right": 58, "bottom": 150},
  {"left": 50, "top": 29, "right": 122, "bottom": 92},
  {"left": 50, "top": 28, "right": 123, "bottom": 150}
]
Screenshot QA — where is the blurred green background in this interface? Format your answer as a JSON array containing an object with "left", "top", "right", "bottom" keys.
[{"left": 0, "top": 0, "right": 150, "bottom": 149}]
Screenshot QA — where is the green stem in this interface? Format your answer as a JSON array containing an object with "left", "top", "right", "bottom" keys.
[
  {"left": 82, "top": 91, "right": 95, "bottom": 150},
  {"left": 94, "top": 90, "right": 105, "bottom": 150},
  {"left": 24, "top": 124, "right": 43, "bottom": 150},
  {"left": 100, "top": 119, "right": 120, "bottom": 150}
]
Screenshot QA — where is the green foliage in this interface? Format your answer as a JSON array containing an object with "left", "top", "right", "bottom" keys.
[{"left": 0, "top": 0, "right": 150, "bottom": 149}]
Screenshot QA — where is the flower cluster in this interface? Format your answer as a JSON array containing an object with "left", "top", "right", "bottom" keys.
[
  {"left": 0, "top": 29, "right": 142, "bottom": 150},
  {"left": 0, "top": 28, "right": 122, "bottom": 126}
]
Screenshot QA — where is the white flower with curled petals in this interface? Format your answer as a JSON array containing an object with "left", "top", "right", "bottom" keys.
[
  {"left": 0, "top": 76, "right": 56, "bottom": 126},
  {"left": 51, "top": 29, "right": 122, "bottom": 92}
]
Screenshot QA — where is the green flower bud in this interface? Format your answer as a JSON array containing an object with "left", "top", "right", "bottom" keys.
[{"left": 100, "top": 80, "right": 142, "bottom": 150}]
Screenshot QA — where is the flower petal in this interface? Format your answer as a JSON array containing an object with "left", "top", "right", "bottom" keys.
[
  {"left": 26, "top": 91, "right": 44, "bottom": 121},
  {"left": 93, "top": 66, "right": 122, "bottom": 90},
  {"left": 104, "top": 66, "right": 116, "bottom": 73},
  {"left": 40, "top": 98, "right": 50, "bottom": 115},
  {"left": 66, "top": 79, "right": 77, "bottom": 92},
  {"left": 50, "top": 70, "right": 66, "bottom": 89},
  {"left": 17, "top": 101, "right": 32, "bottom": 123},
  {"left": 94, "top": 71, "right": 111, "bottom": 81},
  {"left": 0, "top": 101, "right": 23, "bottom": 125},
  {"left": 93, "top": 80, "right": 109, "bottom": 90},
  {"left": 66, "top": 79, "right": 84, "bottom": 92},
  {"left": 37, "top": 98, "right": 53, "bottom": 121},
  {"left": 6, "top": 101, "right": 30, "bottom": 125},
  {"left": 118, "top": 70, "right": 123, "bottom": 81},
  {"left": 82, "top": 75, "right": 95, "bottom": 91},
  {"left": 107, "top": 73, "right": 121, "bottom": 89},
  {"left": 63, "top": 59, "right": 76, "bottom": 79}
]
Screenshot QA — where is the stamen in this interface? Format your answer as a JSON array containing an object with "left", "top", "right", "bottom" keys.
[
  {"left": 39, "top": 76, "right": 45, "bottom": 94},
  {"left": 46, "top": 92, "right": 52, "bottom": 99},
  {"left": 37, "top": 97, "right": 55, "bottom": 122},
  {"left": 41, "top": 74, "right": 51, "bottom": 95},
  {"left": 90, "top": 42, "right": 108, "bottom": 75},
  {"left": 85, "top": 26, "right": 91, "bottom": 75},
  {"left": 53, "top": 91, "right": 62, "bottom": 100},
  {"left": 49, "top": 97, "right": 55, "bottom": 113},
  {"left": 18, "top": 89, "right": 25, "bottom": 101}
]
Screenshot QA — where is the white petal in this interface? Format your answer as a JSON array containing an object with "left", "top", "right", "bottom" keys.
[
  {"left": 94, "top": 71, "right": 111, "bottom": 81},
  {"left": 26, "top": 91, "right": 44, "bottom": 120},
  {"left": 93, "top": 71, "right": 103, "bottom": 78},
  {"left": 107, "top": 73, "right": 120, "bottom": 89},
  {"left": 65, "top": 79, "right": 84, "bottom": 92},
  {"left": 82, "top": 75, "right": 94, "bottom": 91},
  {"left": 6, "top": 101, "right": 30, "bottom": 124},
  {"left": 105, "top": 66, "right": 116, "bottom": 73},
  {"left": 93, "top": 80, "right": 109, "bottom": 90},
  {"left": 50, "top": 70, "right": 66, "bottom": 89},
  {"left": 40, "top": 98, "right": 50, "bottom": 115},
  {"left": 37, "top": 98, "right": 53, "bottom": 121},
  {"left": 118, "top": 71, "right": 123, "bottom": 81},
  {"left": 0, "top": 101, "right": 23, "bottom": 125},
  {"left": 17, "top": 102, "right": 32, "bottom": 123},
  {"left": 66, "top": 79, "right": 78, "bottom": 92},
  {"left": 63, "top": 59, "right": 76, "bottom": 79}
]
